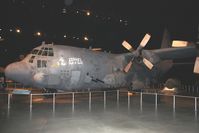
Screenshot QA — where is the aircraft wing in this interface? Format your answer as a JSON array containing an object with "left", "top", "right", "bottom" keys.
[{"left": 143, "top": 47, "right": 198, "bottom": 63}]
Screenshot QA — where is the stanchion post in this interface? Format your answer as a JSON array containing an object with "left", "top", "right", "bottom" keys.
[
  {"left": 30, "top": 94, "right": 32, "bottom": 108},
  {"left": 104, "top": 91, "right": 106, "bottom": 111},
  {"left": 140, "top": 92, "right": 143, "bottom": 111},
  {"left": 89, "top": 92, "right": 91, "bottom": 112},
  {"left": 173, "top": 95, "right": 176, "bottom": 110},
  {"left": 72, "top": 92, "right": 75, "bottom": 113},
  {"left": 195, "top": 97, "right": 197, "bottom": 112},
  {"left": 128, "top": 91, "right": 130, "bottom": 110},
  {"left": 53, "top": 93, "right": 56, "bottom": 113},
  {"left": 30, "top": 94, "right": 32, "bottom": 120},
  {"left": 155, "top": 93, "right": 158, "bottom": 110},
  {"left": 117, "top": 90, "right": 119, "bottom": 109},
  {"left": 8, "top": 94, "right": 11, "bottom": 109}
]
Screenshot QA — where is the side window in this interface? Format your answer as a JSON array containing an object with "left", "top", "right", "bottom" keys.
[
  {"left": 42, "top": 60, "right": 47, "bottom": 67},
  {"left": 48, "top": 48, "right": 54, "bottom": 56},
  {"left": 38, "top": 50, "right": 42, "bottom": 55},
  {"left": 37, "top": 60, "right": 47, "bottom": 68},
  {"left": 37, "top": 60, "right": 41, "bottom": 68},
  {"left": 29, "top": 56, "right": 35, "bottom": 63}
]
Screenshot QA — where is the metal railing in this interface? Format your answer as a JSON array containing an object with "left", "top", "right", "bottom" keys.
[
  {"left": 3, "top": 90, "right": 198, "bottom": 113},
  {"left": 0, "top": 89, "right": 198, "bottom": 121}
]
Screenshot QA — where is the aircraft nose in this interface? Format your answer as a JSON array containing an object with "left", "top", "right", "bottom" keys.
[{"left": 5, "top": 62, "right": 31, "bottom": 84}]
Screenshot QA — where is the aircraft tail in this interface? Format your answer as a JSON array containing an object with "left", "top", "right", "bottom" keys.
[{"left": 160, "top": 28, "right": 172, "bottom": 48}]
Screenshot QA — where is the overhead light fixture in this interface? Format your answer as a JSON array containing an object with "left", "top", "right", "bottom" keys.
[
  {"left": 16, "top": 28, "right": 21, "bottom": 33},
  {"left": 62, "top": 8, "right": 66, "bottom": 14},
  {"left": 36, "top": 32, "right": 42, "bottom": 36},
  {"left": 0, "top": 36, "right": 4, "bottom": 41},
  {"left": 84, "top": 36, "right": 88, "bottom": 41},
  {"left": 86, "top": 11, "right": 91, "bottom": 16}
]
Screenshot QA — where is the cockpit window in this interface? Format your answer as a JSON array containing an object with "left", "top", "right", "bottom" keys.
[
  {"left": 38, "top": 50, "right": 42, "bottom": 55},
  {"left": 44, "top": 48, "right": 49, "bottom": 50},
  {"left": 48, "top": 48, "right": 54, "bottom": 56},
  {"left": 31, "top": 49, "right": 39, "bottom": 55},
  {"left": 29, "top": 56, "right": 35, "bottom": 63},
  {"left": 42, "top": 50, "right": 48, "bottom": 56},
  {"left": 37, "top": 60, "right": 41, "bottom": 68},
  {"left": 36, "top": 47, "right": 54, "bottom": 57}
]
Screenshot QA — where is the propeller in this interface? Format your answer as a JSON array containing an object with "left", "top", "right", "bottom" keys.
[
  {"left": 91, "top": 48, "right": 102, "bottom": 51},
  {"left": 193, "top": 57, "right": 199, "bottom": 74},
  {"left": 122, "top": 33, "right": 153, "bottom": 72},
  {"left": 122, "top": 41, "right": 134, "bottom": 52}
]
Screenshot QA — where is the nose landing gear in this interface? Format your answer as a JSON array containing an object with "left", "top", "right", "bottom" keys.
[{"left": 42, "top": 88, "right": 58, "bottom": 98}]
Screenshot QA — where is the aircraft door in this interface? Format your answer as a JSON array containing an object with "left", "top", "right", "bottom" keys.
[{"left": 70, "top": 71, "right": 81, "bottom": 85}]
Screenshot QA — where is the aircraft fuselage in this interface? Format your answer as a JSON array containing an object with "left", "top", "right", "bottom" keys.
[{"left": 5, "top": 44, "right": 136, "bottom": 90}]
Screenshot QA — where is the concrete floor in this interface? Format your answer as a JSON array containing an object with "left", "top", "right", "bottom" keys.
[{"left": 0, "top": 91, "right": 198, "bottom": 133}]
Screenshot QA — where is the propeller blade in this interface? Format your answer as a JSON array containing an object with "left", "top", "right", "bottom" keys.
[
  {"left": 140, "top": 33, "right": 151, "bottom": 48},
  {"left": 143, "top": 58, "right": 154, "bottom": 70},
  {"left": 124, "top": 61, "right": 133, "bottom": 73},
  {"left": 91, "top": 48, "right": 102, "bottom": 51},
  {"left": 122, "top": 41, "right": 134, "bottom": 52},
  {"left": 193, "top": 57, "right": 199, "bottom": 74}
]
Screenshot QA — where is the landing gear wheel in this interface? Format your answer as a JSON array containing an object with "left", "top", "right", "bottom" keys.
[{"left": 42, "top": 88, "right": 57, "bottom": 98}]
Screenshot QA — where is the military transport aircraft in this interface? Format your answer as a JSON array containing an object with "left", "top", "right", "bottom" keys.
[{"left": 4, "top": 33, "right": 198, "bottom": 93}]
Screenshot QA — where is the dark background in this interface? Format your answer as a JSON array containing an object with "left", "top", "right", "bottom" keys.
[{"left": 0, "top": 0, "right": 198, "bottom": 83}]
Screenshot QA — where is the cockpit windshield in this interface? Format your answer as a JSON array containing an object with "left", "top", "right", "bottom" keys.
[
  {"left": 29, "top": 46, "right": 54, "bottom": 64},
  {"left": 30, "top": 47, "right": 54, "bottom": 56}
]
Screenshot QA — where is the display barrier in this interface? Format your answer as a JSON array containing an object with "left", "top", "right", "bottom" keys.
[
  {"left": 2, "top": 90, "right": 198, "bottom": 111},
  {"left": 0, "top": 90, "right": 198, "bottom": 120}
]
